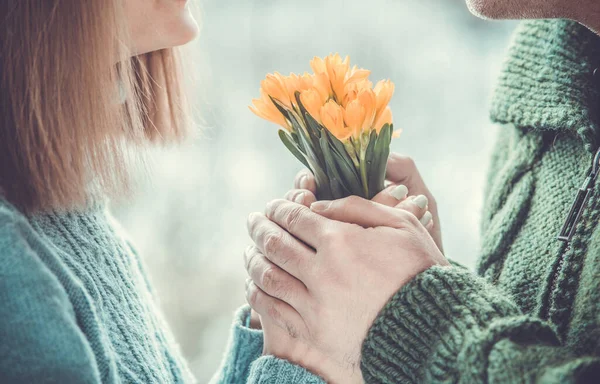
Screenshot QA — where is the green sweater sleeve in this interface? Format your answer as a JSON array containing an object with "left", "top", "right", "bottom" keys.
[
  {"left": 361, "top": 265, "right": 600, "bottom": 383},
  {"left": 0, "top": 207, "right": 102, "bottom": 383}
]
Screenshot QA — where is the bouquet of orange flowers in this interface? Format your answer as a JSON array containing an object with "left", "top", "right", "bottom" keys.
[{"left": 250, "top": 54, "right": 399, "bottom": 200}]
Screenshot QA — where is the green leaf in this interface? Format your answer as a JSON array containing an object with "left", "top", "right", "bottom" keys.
[
  {"left": 303, "top": 109, "right": 323, "bottom": 141},
  {"left": 269, "top": 96, "right": 292, "bottom": 121},
  {"left": 309, "top": 158, "right": 333, "bottom": 200},
  {"left": 319, "top": 136, "right": 350, "bottom": 198},
  {"left": 365, "top": 130, "right": 378, "bottom": 196},
  {"left": 279, "top": 130, "right": 310, "bottom": 169},
  {"left": 290, "top": 131, "right": 306, "bottom": 153},
  {"left": 368, "top": 124, "right": 392, "bottom": 199},
  {"left": 295, "top": 92, "right": 322, "bottom": 141},
  {"left": 324, "top": 130, "right": 359, "bottom": 174},
  {"left": 322, "top": 132, "right": 363, "bottom": 196}
]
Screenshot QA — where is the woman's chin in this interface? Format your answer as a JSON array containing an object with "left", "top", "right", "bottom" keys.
[{"left": 168, "top": 7, "right": 200, "bottom": 48}]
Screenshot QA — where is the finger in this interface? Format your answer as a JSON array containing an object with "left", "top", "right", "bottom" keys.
[
  {"left": 386, "top": 153, "right": 420, "bottom": 185},
  {"left": 294, "top": 169, "right": 317, "bottom": 195},
  {"left": 265, "top": 199, "right": 332, "bottom": 248},
  {"left": 249, "top": 308, "right": 262, "bottom": 329},
  {"left": 246, "top": 280, "right": 306, "bottom": 339},
  {"left": 421, "top": 211, "right": 434, "bottom": 229},
  {"left": 284, "top": 189, "right": 317, "bottom": 207},
  {"left": 246, "top": 213, "right": 315, "bottom": 280},
  {"left": 244, "top": 246, "right": 310, "bottom": 312},
  {"left": 394, "top": 195, "right": 429, "bottom": 220},
  {"left": 310, "top": 195, "right": 419, "bottom": 229},
  {"left": 371, "top": 184, "right": 408, "bottom": 207}
]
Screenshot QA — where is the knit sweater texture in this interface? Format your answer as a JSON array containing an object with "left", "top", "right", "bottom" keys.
[
  {"left": 360, "top": 18, "right": 600, "bottom": 383},
  {"left": 4, "top": 17, "right": 600, "bottom": 384},
  {"left": 0, "top": 199, "right": 199, "bottom": 383},
  {"left": 215, "top": 18, "right": 600, "bottom": 383}
]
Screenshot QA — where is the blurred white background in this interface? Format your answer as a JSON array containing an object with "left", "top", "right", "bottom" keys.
[{"left": 112, "top": 0, "right": 517, "bottom": 381}]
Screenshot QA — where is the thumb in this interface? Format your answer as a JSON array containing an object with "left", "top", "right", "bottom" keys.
[{"left": 310, "top": 196, "right": 413, "bottom": 229}]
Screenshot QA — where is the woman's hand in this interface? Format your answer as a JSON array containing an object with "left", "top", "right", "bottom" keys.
[{"left": 244, "top": 196, "right": 448, "bottom": 383}]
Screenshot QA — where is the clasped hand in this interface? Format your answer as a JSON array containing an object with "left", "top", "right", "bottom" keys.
[{"left": 244, "top": 153, "right": 448, "bottom": 383}]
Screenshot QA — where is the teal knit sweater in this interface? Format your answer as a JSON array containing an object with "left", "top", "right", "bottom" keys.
[{"left": 215, "top": 19, "right": 600, "bottom": 383}]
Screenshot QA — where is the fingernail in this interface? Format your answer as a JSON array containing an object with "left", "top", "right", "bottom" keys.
[
  {"left": 413, "top": 195, "right": 428, "bottom": 209},
  {"left": 390, "top": 185, "right": 408, "bottom": 200},
  {"left": 294, "top": 192, "right": 305, "bottom": 204},
  {"left": 310, "top": 201, "right": 331, "bottom": 212},
  {"left": 298, "top": 174, "right": 309, "bottom": 189},
  {"left": 420, "top": 211, "right": 432, "bottom": 226}
]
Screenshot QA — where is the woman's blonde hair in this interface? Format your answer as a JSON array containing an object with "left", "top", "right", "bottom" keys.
[{"left": 0, "top": 1, "right": 190, "bottom": 213}]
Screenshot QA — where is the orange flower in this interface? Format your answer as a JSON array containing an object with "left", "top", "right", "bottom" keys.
[
  {"left": 324, "top": 54, "right": 350, "bottom": 101},
  {"left": 343, "top": 99, "right": 366, "bottom": 137},
  {"left": 342, "top": 79, "right": 373, "bottom": 107},
  {"left": 346, "top": 65, "right": 371, "bottom": 84},
  {"left": 311, "top": 54, "right": 371, "bottom": 104},
  {"left": 261, "top": 72, "right": 292, "bottom": 109},
  {"left": 251, "top": 54, "right": 393, "bottom": 139},
  {"left": 249, "top": 88, "right": 290, "bottom": 130},
  {"left": 373, "top": 106, "right": 393, "bottom": 133},
  {"left": 300, "top": 88, "right": 327, "bottom": 123},
  {"left": 284, "top": 72, "right": 313, "bottom": 102},
  {"left": 320, "top": 100, "right": 350, "bottom": 141},
  {"left": 373, "top": 79, "right": 394, "bottom": 124},
  {"left": 357, "top": 88, "right": 377, "bottom": 131},
  {"left": 312, "top": 72, "right": 332, "bottom": 101}
]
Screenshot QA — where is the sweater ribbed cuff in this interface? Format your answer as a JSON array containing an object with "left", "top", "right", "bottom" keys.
[
  {"left": 248, "top": 356, "right": 326, "bottom": 383},
  {"left": 361, "top": 265, "right": 522, "bottom": 383},
  {"left": 210, "top": 305, "right": 264, "bottom": 384}
]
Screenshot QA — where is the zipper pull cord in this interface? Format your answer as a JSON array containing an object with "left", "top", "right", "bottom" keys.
[{"left": 557, "top": 147, "right": 600, "bottom": 242}]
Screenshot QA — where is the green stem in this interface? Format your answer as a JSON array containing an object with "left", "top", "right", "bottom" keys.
[{"left": 359, "top": 154, "right": 369, "bottom": 198}]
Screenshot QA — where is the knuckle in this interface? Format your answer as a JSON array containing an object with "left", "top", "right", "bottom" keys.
[
  {"left": 261, "top": 266, "right": 281, "bottom": 293},
  {"left": 398, "top": 209, "right": 420, "bottom": 226},
  {"left": 246, "top": 284, "right": 260, "bottom": 307},
  {"left": 284, "top": 189, "right": 300, "bottom": 202},
  {"left": 321, "top": 225, "right": 341, "bottom": 243},
  {"left": 343, "top": 195, "right": 362, "bottom": 207},
  {"left": 263, "top": 232, "right": 283, "bottom": 255},
  {"left": 247, "top": 213, "right": 263, "bottom": 235},
  {"left": 284, "top": 205, "right": 305, "bottom": 231},
  {"left": 395, "top": 154, "right": 415, "bottom": 168},
  {"left": 266, "top": 301, "right": 282, "bottom": 324},
  {"left": 244, "top": 246, "right": 258, "bottom": 270}
]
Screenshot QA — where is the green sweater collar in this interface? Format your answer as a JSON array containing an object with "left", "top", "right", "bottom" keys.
[{"left": 490, "top": 19, "right": 600, "bottom": 151}]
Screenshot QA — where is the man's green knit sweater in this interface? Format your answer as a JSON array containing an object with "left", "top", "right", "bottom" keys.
[{"left": 215, "top": 19, "right": 600, "bottom": 383}]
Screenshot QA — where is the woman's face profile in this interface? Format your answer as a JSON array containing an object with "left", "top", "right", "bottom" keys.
[{"left": 124, "top": 0, "right": 199, "bottom": 55}]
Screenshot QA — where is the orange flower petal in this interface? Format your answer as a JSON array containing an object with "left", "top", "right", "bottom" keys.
[
  {"left": 300, "top": 88, "right": 325, "bottom": 123},
  {"left": 373, "top": 106, "right": 393, "bottom": 133},
  {"left": 373, "top": 79, "right": 395, "bottom": 123},
  {"left": 321, "top": 100, "right": 350, "bottom": 141}
]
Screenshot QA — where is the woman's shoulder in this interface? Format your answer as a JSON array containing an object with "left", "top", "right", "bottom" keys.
[
  {"left": 0, "top": 196, "right": 38, "bottom": 256},
  {"left": 0, "top": 196, "right": 73, "bottom": 319},
  {"left": 0, "top": 197, "right": 101, "bottom": 383},
  {"left": 0, "top": 195, "right": 67, "bottom": 302}
]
